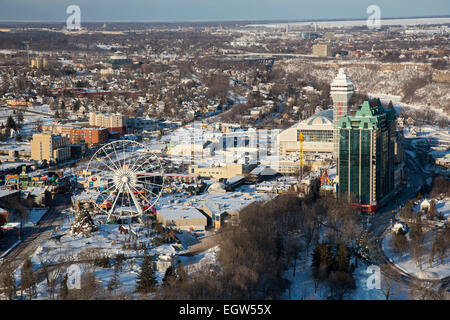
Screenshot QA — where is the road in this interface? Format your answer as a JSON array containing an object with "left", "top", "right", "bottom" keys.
[
  {"left": 0, "top": 194, "right": 71, "bottom": 271},
  {"left": 0, "top": 104, "right": 54, "bottom": 117},
  {"left": 365, "top": 146, "right": 449, "bottom": 298}
]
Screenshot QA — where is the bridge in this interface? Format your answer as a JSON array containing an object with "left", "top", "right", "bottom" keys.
[
  {"left": 215, "top": 56, "right": 275, "bottom": 71},
  {"left": 225, "top": 52, "right": 317, "bottom": 59}
]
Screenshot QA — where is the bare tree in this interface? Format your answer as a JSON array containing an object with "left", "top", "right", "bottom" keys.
[
  {"left": 380, "top": 264, "right": 402, "bottom": 300},
  {"left": 0, "top": 263, "right": 17, "bottom": 300},
  {"left": 20, "top": 258, "right": 36, "bottom": 299}
]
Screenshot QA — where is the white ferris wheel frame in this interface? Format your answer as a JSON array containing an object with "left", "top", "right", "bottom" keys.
[{"left": 85, "top": 140, "right": 165, "bottom": 222}]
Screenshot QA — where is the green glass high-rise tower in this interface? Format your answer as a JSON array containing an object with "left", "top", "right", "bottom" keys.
[{"left": 337, "top": 98, "right": 396, "bottom": 212}]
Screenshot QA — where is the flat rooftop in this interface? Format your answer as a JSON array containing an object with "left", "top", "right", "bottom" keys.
[{"left": 157, "top": 206, "right": 205, "bottom": 221}]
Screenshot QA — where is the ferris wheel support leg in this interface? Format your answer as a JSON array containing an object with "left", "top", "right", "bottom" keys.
[
  {"left": 126, "top": 183, "right": 144, "bottom": 224},
  {"left": 126, "top": 184, "right": 142, "bottom": 214},
  {"left": 107, "top": 185, "right": 122, "bottom": 222}
]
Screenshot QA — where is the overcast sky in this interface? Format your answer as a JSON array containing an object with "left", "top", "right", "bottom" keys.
[{"left": 0, "top": 0, "right": 449, "bottom": 22}]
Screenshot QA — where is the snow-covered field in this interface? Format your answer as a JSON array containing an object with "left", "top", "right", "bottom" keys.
[
  {"left": 282, "top": 254, "right": 409, "bottom": 300},
  {"left": 382, "top": 232, "right": 450, "bottom": 281},
  {"left": 12, "top": 209, "right": 186, "bottom": 299},
  {"left": 371, "top": 93, "right": 448, "bottom": 118},
  {"left": 0, "top": 104, "right": 55, "bottom": 139}
]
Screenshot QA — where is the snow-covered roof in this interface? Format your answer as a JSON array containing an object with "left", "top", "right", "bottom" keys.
[
  {"left": 208, "top": 182, "right": 226, "bottom": 194},
  {"left": 157, "top": 206, "right": 205, "bottom": 221},
  {"left": 420, "top": 198, "right": 431, "bottom": 209},
  {"left": 0, "top": 189, "right": 20, "bottom": 199}
]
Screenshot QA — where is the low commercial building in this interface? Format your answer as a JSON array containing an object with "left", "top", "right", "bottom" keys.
[
  {"left": 188, "top": 163, "right": 243, "bottom": 180},
  {"left": 278, "top": 109, "right": 334, "bottom": 157},
  {"left": 0, "top": 144, "right": 31, "bottom": 160},
  {"left": 156, "top": 206, "right": 207, "bottom": 232}
]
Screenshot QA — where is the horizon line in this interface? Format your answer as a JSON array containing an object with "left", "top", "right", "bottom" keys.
[{"left": 0, "top": 14, "right": 449, "bottom": 25}]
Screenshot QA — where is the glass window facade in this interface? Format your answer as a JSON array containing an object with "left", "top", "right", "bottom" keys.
[
  {"left": 297, "top": 129, "right": 333, "bottom": 142},
  {"left": 338, "top": 103, "right": 396, "bottom": 207}
]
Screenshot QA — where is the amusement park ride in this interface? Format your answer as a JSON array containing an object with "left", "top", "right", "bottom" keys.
[
  {"left": 85, "top": 140, "right": 165, "bottom": 224},
  {"left": 4, "top": 165, "right": 69, "bottom": 192}
]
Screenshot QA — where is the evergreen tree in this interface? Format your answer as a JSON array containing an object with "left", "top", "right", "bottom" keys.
[
  {"left": 162, "top": 266, "right": 176, "bottom": 287},
  {"left": 387, "top": 100, "right": 394, "bottom": 109},
  {"left": 135, "top": 252, "right": 157, "bottom": 294},
  {"left": 311, "top": 241, "right": 332, "bottom": 293},
  {"left": 73, "top": 100, "right": 81, "bottom": 112},
  {"left": 16, "top": 111, "right": 24, "bottom": 126},
  {"left": 6, "top": 115, "right": 16, "bottom": 131},
  {"left": 313, "top": 241, "right": 332, "bottom": 270}
]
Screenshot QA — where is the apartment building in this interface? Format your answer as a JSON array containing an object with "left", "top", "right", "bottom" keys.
[
  {"left": 70, "top": 127, "right": 109, "bottom": 147},
  {"left": 89, "top": 112, "right": 127, "bottom": 134},
  {"left": 30, "top": 133, "right": 70, "bottom": 163}
]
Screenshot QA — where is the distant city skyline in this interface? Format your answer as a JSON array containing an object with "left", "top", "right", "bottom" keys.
[{"left": 0, "top": 0, "right": 449, "bottom": 22}]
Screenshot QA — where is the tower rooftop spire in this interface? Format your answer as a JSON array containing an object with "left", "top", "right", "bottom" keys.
[{"left": 331, "top": 68, "right": 354, "bottom": 90}]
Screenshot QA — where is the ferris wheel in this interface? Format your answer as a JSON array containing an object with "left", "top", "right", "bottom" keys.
[{"left": 86, "top": 140, "right": 165, "bottom": 223}]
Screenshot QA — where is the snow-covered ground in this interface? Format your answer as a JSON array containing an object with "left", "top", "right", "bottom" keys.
[
  {"left": 11, "top": 208, "right": 189, "bottom": 299},
  {"left": 178, "top": 246, "right": 218, "bottom": 274},
  {"left": 0, "top": 104, "right": 55, "bottom": 140},
  {"left": 435, "top": 199, "right": 450, "bottom": 220},
  {"left": 23, "top": 208, "right": 48, "bottom": 227},
  {"left": 370, "top": 93, "right": 448, "bottom": 118},
  {"left": 282, "top": 254, "right": 409, "bottom": 300},
  {"left": 156, "top": 190, "right": 271, "bottom": 215},
  {"left": 382, "top": 232, "right": 450, "bottom": 281}
]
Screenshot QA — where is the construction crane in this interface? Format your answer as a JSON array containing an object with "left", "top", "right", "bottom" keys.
[{"left": 299, "top": 132, "right": 304, "bottom": 181}]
